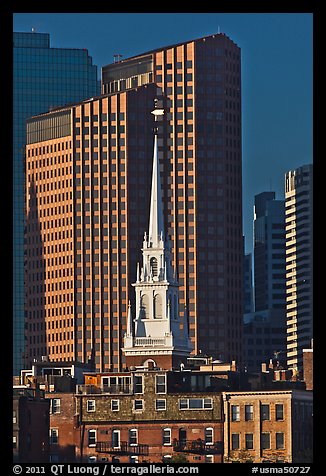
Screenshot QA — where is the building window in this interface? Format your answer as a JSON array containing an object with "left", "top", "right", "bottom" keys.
[
  {"left": 205, "top": 455, "right": 214, "bottom": 463},
  {"left": 134, "top": 399, "right": 144, "bottom": 411},
  {"left": 231, "top": 405, "right": 240, "bottom": 421},
  {"left": 88, "top": 429, "right": 97, "bottom": 447},
  {"left": 261, "top": 433, "right": 271, "bottom": 450},
  {"left": 50, "top": 428, "right": 59, "bottom": 445},
  {"left": 134, "top": 375, "right": 143, "bottom": 394},
  {"left": 112, "top": 430, "right": 120, "bottom": 448},
  {"left": 129, "top": 429, "right": 138, "bottom": 446},
  {"left": 245, "top": 433, "right": 254, "bottom": 450},
  {"left": 87, "top": 400, "right": 96, "bottom": 412},
  {"left": 276, "top": 432, "right": 285, "bottom": 449},
  {"left": 276, "top": 404, "right": 284, "bottom": 421},
  {"left": 179, "top": 398, "right": 213, "bottom": 410},
  {"left": 130, "top": 456, "right": 138, "bottom": 463},
  {"left": 51, "top": 398, "right": 61, "bottom": 414},
  {"left": 13, "top": 436, "right": 17, "bottom": 449},
  {"left": 156, "top": 399, "right": 166, "bottom": 411},
  {"left": 205, "top": 428, "right": 214, "bottom": 445},
  {"left": 156, "top": 374, "right": 166, "bottom": 393},
  {"left": 261, "top": 404, "right": 270, "bottom": 421},
  {"left": 111, "top": 400, "right": 119, "bottom": 411},
  {"left": 231, "top": 433, "right": 240, "bottom": 450},
  {"left": 245, "top": 404, "right": 253, "bottom": 421},
  {"left": 13, "top": 411, "right": 17, "bottom": 424},
  {"left": 163, "top": 428, "right": 171, "bottom": 446}
]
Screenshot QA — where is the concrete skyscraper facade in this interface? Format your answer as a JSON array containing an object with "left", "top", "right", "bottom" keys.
[
  {"left": 13, "top": 31, "right": 100, "bottom": 374},
  {"left": 244, "top": 192, "right": 287, "bottom": 372},
  {"left": 24, "top": 32, "right": 244, "bottom": 371},
  {"left": 253, "top": 192, "right": 286, "bottom": 312},
  {"left": 285, "top": 164, "right": 313, "bottom": 371}
]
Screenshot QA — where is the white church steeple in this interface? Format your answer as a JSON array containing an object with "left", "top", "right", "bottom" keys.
[{"left": 122, "top": 99, "right": 192, "bottom": 370}]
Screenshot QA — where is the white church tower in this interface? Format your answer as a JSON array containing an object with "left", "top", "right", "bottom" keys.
[{"left": 122, "top": 101, "right": 192, "bottom": 370}]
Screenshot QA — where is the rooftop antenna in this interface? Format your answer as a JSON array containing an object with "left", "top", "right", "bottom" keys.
[
  {"left": 113, "top": 53, "right": 123, "bottom": 63},
  {"left": 217, "top": 25, "right": 220, "bottom": 34},
  {"left": 31, "top": 27, "right": 36, "bottom": 33}
]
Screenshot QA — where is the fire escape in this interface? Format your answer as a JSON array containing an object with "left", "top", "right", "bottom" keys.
[
  {"left": 96, "top": 441, "right": 149, "bottom": 456},
  {"left": 172, "top": 439, "right": 223, "bottom": 455}
]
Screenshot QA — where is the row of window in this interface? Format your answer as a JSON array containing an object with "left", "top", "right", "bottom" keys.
[
  {"left": 231, "top": 432, "right": 285, "bottom": 450},
  {"left": 49, "top": 427, "right": 215, "bottom": 448},
  {"left": 231, "top": 403, "right": 284, "bottom": 422},
  {"left": 27, "top": 140, "right": 71, "bottom": 158}
]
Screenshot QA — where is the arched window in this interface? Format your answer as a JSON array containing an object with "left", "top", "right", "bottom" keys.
[
  {"left": 141, "top": 294, "right": 149, "bottom": 319},
  {"left": 150, "top": 257, "right": 158, "bottom": 277},
  {"left": 154, "top": 294, "right": 163, "bottom": 319}
]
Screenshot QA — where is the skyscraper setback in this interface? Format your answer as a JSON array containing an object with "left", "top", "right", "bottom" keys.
[{"left": 25, "top": 33, "right": 244, "bottom": 371}]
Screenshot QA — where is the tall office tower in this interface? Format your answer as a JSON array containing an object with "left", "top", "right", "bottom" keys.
[
  {"left": 285, "top": 164, "right": 313, "bottom": 371},
  {"left": 243, "top": 192, "right": 287, "bottom": 372},
  {"left": 25, "top": 83, "right": 160, "bottom": 371},
  {"left": 13, "top": 32, "right": 100, "bottom": 374},
  {"left": 102, "top": 33, "right": 244, "bottom": 364},
  {"left": 253, "top": 192, "right": 286, "bottom": 312}
]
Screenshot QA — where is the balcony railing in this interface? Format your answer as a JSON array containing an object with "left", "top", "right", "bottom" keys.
[
  {"left": 96, "top": 441, "right": 149, "bottom": 456},
  {"left": 173, "top": 439, "right": 223, "bottom": 454},
  {"left": 76, "top": 384, "right": 132, "bottom": 395}
]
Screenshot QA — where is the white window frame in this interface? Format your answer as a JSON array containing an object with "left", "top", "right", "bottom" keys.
[
  {"left": 155, "top": 374, "right": 167, "bottom": 394},
  {"left": 179, "top": 398, "right": 213, "bottom": 410},
  {"left": 245, "top": 404, "right": 253, "bottom": 421},
  {"left": 130, "top": 456, "right": 139, "bottom": 463},
  {"left": 134, "top": 375, "right": 143, "bottom": 394},
  {"left": 13, "top": 436, "right": 17, "bottom": 449},
  {"left": 204, "top": 427, "right": 214, "bottom": 445},
  {"left": 231, "top": 404, "right": 240, "bottom": 421},
  {"left": 133, "top": 399, "right": 144, "bottom": 411},
  {"left": 88, "top": 429, "right": 97, "bottom": 447},
  {"left": 51, "top": 398, "right": 61, "bottom": 414},
  {"left": 13, "top": 410, "right": 17, "bottom": 424},
  {"left": 50, "top": 428, "right": 59, "bottom": 445},
  {"left": 112, "top": 429, "right": 120, "bottom": 449},
  {"left": 205, "top": 455, "right": 214, "bottom": 463},
  {"left": 87, "top": 400, "right": 96, "bottom": 412},
  {"left": 155, "top": 399, "right": 167, "bottom": 411},
  {"left": 129, "top": 428, "right": 138, "bottom": 446},
  {"left": 111, "top": 399, "right": 119, "bottom": 411},
  {"left": 163, "top": 428, "right": 171, "bottom": 446}
]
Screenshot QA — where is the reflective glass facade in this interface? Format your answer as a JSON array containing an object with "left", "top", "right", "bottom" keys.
[{"left": 13, "top": 32, "right": 100, "bottom": 375}]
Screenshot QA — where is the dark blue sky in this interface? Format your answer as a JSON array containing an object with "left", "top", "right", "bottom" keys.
[{"left": 13, "top": 13, "right": 313, "bottom": 253}]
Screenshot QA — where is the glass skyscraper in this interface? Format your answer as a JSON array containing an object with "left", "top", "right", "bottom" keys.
[{"left": 13, "top": 31, "right": 100, "bottom": 375}]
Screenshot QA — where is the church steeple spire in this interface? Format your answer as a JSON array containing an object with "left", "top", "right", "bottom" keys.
[
  {"left": 148, "top": 103, "right": 165, "bottom": 248},
  {"left": 122, "top": 98, "right": 192, "bottom": 370}
]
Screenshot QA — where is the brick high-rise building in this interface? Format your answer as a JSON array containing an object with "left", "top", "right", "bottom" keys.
[
  {"left": 25, "top": 32, "right": 243, "bottom": 371},
  {"left": 102, "top": 33, "right": 244, "bottom": 364}
]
